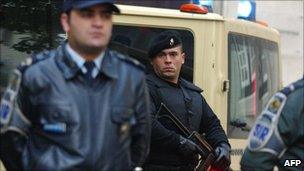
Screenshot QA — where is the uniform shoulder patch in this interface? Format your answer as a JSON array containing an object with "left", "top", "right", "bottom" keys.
[
  {"left": 0, "top": 69, "right": 22, "bottom": 133},
  {"left": 111, "top": 51, "right": 145, "bottom": 71},
  {"left": 0, "top": 98, "right": 13, "bottom": 131},
  {"left": 248, "top": 92, "right": 287, "bottom": 155}
]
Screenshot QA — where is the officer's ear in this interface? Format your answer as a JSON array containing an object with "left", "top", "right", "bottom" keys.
[
  {"left": 150, "top": 58, "right": 155, "bottom": 66},
  {"left": 61, "top": 13, "right": 70, "bottom": 33},
  {"left": 178, "top": 45, "right": 185, "bottom": 64},
  {"left": 181, "top": 52, "right": 185, "bottom": 64}
]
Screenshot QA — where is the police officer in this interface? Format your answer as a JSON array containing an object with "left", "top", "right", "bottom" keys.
[
  {"left": 241, "top": 77, "right": 304, "bottom": 171},
  {"left": 0, "top": 0, "right": 151, "bottom": 170},
  {"left": 143, "top": 30, "right": 231, "bottom": 171}
]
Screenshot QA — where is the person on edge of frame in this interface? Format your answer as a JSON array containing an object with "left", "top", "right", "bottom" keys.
[
  {"left": 241, "top": 77, "right": 304, "bottom": 171},
  {"left": 0, "top": 0, "right": 151, "bottom": 170}
]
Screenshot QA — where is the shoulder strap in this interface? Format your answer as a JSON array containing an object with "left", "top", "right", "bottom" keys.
[
  {"left": 280, "top": 77, "right": 304, "bottom": 96},
  {"left": 180, "top": 86, "right": 195, "bottom": 131},
  {"left": 154, "top": 86, "right": 164, "bottom": 119},
  {"left": 111, "top": 50, "right": 145, "bottom": 71}
]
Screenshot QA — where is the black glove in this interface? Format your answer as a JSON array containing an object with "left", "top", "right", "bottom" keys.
[
  {"left": 178, "top": 135, "right": 197, "bottom": 157},
  {"left": 213, "top": 143, "right": 231, "bottom": 170}
]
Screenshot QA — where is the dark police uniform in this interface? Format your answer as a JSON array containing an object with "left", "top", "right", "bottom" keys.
[
  {"left": 241, "top": 77, "right": 304, "bottom": 171},
  {"left": 143, "top": 31, "right": 230, "bottom": 171},
  {"left": 0, "top": 42, "right": 151, "bottom": 171}
]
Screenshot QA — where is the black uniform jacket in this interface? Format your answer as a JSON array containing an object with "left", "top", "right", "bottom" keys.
[
  {"left": 1, "top": 43, "right": 151, "bottom": 171},
  {"left": 145, "top": 73, "right": 229, "bottom": 166}
]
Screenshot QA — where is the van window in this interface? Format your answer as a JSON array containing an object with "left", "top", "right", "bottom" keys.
[
  {"left": 228, "top": 33, "right": 280, "bottom": 139},
  {"left": 111, "top": 25, "right": 194, "bottom": 82}
]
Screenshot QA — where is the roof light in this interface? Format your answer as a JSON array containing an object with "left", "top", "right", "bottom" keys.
[
  {"left": 237, "top": 0, "right": 256, "bottom": 21},
  {"left": 256, "top": 20, "right": 268, "bottom": 27},
  {"left": 180, "top": 3, "right": 208, "bottom": 14}
]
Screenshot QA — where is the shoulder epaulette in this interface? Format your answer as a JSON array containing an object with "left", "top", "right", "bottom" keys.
[
  {"left": 280, "top": 77, "right": 304, "bottom": 96},
  {"left": 17, "top": 49, "right": 56, "bottom": 73},
  {"left": 146, "top": 74, "right": 167, "bottom": 88},
  {"left": 111, "top": 50, "right": 145, "bottom": 71},
  {"left": 180, "top": 78, "right": 203, "bottom": 92}
]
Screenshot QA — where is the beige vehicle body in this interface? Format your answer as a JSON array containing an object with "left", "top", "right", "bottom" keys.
[
  {"left": 0, "top": 4, "right": 282, "bottom": 171},
  {"left": 112, "top": 4, "right": 282, "bottom": 170}
]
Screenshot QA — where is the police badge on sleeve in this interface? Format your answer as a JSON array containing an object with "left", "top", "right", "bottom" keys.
[
  {"left": 0, "top": 69, "right": 22, "bottom": 133},
  {"left": 248, "top": 92, "right": 288, "bottom": 156}
]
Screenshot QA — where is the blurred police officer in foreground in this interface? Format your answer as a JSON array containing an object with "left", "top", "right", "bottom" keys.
[
  {"left": 0, "top": 0, "right": 151, "bottom": 170},
  {"left": 143, "top": 30, "right": 231, "bottom": 171},
  {"left": 241, "top": 77, "right": 304, "bottom": 171}
]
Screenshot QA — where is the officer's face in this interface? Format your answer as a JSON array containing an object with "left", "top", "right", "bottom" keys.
[
  {"left": 61, "top": 4, "right": 113, "bottom": 56},
  {"left": 151, "top": 46, "right": 185, "bottom": 83}
]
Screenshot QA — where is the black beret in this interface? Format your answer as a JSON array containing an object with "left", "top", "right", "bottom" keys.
[{"left": 148, "top": 30, "right": 182, "bottom": 59}]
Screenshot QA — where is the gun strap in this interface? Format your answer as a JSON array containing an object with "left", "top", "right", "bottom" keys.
[
  {"left": 180, "top": 86, "right": 195, "bottom": 131},
  {"left": 154, "top": 87, "right": 163, "bottom": 119}
]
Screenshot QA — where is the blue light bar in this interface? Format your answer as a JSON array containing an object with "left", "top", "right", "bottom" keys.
[
  {"left": 237, "top": 0, "right": 256, "bottom": 21},
  {"left": 199, "top": 0, "right": 212, "bottom": 6},
  {"left": 192, "top": 0, "right": 213, "bottom": 12}
]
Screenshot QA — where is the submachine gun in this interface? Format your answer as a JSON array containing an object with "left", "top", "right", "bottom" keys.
[{"left": 156, "top": 103, "right": 217, "bottom": 171}]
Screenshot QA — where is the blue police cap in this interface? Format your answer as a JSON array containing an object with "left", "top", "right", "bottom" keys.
[
  {"left": 148, "top": 30, "right": 182, "bottom": 59},
  {"left": 63, "top": 0, "right": 120, "bottom": 13}
]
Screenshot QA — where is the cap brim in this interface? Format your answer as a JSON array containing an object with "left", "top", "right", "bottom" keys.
[{"left": 73, "top": 2, "right": 120, "bottom": 14}]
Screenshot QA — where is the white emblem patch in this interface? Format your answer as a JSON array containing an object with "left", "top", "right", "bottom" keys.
[
  {"left": 170, "top": 38, "right": 174, "bottom": 46},
  {"left": 0, "top": 70, "right": 22, "bottom": 133},
  {"left": 0, "top": 99, "right": 13, "bottom": 126},
  {"left": 248, "top": 92, "right": 287, "bottom": 151}
]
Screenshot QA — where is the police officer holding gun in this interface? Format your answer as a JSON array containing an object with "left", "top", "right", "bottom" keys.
[
  {"left": 0, "top": 0, "right": 151, "bottom": 170},
  {"left": 143, "top": 30, "right": 231, "bottom": 171}
]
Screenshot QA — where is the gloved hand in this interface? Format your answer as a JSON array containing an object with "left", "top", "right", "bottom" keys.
[
  {"left": 178, "top": 135, "right": 197, "bottom": 157},
  {"left": 213, "top": 143, "right": 231, "bottom": 170}
]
